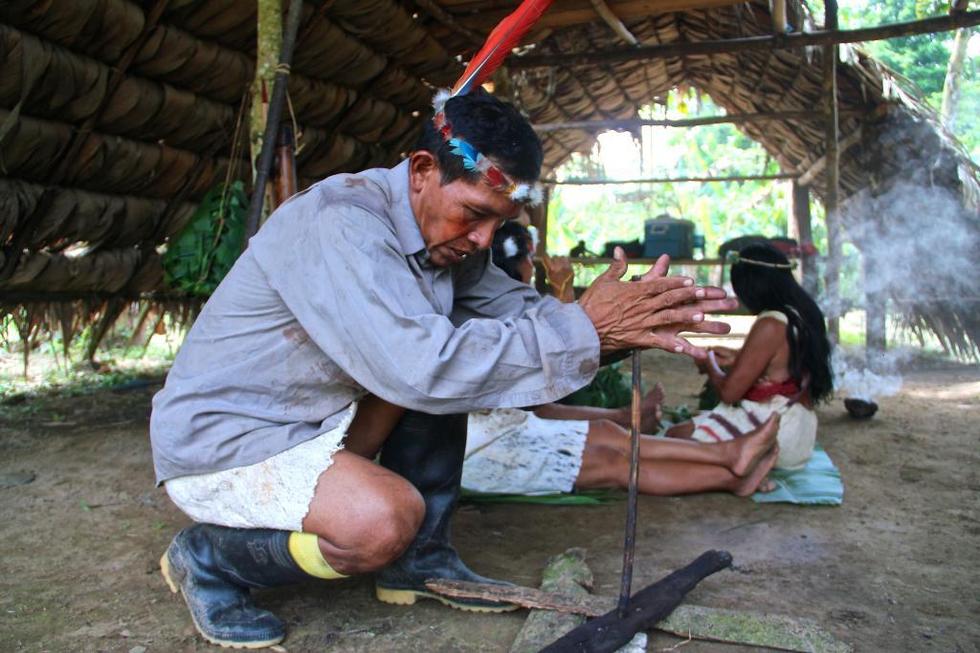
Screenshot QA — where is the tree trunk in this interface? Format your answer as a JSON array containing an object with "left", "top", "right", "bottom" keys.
[
  {"left": 251, "top": 0, "right": 282, "bottom": 181},
  {"left": 941, "top": 27, "right": 969, "bottom": 130}
]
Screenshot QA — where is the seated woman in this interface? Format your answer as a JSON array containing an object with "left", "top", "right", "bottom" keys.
[
  {"left": 345, "top": 223, "right": 780, "bottom": 498},
  {"left": 666, "top": 244, "right": 833, "bottom": 471}
]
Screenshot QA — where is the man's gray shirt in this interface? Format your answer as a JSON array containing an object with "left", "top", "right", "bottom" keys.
[{"left": 150, "top": 160, "right": 600, "bottom": 483}]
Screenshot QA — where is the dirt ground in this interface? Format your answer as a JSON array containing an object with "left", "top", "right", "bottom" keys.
[{"left": 1, "top": 348, "right": 978, "bottom": 653}]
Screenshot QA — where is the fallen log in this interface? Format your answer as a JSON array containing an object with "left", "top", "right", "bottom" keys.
[
  {"left": 426, "top": 556, "right": 851, "bottom": 652},
  {"left": 508, "top": 548, "right": 593, "bottom": 653},
  {"left": 540, "top": 549, "right": 732, "bottom": 652}
]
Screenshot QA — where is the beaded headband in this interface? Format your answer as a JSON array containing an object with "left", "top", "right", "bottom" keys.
[
  {"left": 432, "top": 94, "right": 543, "bottom": 205},
  {"left": 730, "top": 252, "right": 798, "bottom": 270},
  {"left": 428, "top": 0, "right": 552, "bottom": 206}
]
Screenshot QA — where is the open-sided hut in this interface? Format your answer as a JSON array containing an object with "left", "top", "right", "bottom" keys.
[{"left": 1, "top": 0, "right": 978, "bottom": 357}]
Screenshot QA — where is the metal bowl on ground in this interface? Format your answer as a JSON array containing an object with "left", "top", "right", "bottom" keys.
[{"left": 844, "top": 398, "right": 879, "bottom": 419}]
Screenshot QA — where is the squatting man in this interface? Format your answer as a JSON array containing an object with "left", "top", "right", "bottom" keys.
[{"left": 149, "top": 89, "right": 738, "bottom": 648}]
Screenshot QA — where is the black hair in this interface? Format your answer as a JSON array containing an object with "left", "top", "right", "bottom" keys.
[
  {"left": 730, "top": 244, "right": 834, "bottom": 403},
  {"left": 415, "top": 89, "right": 543, "bottom": 185},
  {"left": 491, "top": 221, "right": 532, "bottom": 282}
]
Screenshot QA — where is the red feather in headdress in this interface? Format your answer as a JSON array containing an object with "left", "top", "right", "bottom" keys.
[{"left": 451, "top": 0, "right": 554, "bottom": 97}]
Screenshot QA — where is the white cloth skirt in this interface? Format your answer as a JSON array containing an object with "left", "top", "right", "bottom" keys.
[
  {"left": 164, "top": 405, "right": 354, "bottom": 531},
  {"left": 462, "top": 408, "right": 589, "bottom": 495},
  {"left": 689, "top": 396, "right": 817, "bottom": 470}
]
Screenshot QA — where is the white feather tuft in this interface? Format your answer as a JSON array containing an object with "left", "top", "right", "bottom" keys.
[
  {"left": 432, "top": 89, "right": 452, "bottom": 114},
  {"left": 510, "top": 183, "right": 544, "bottom": 206},
  {"left": 502, "top": 236, "right": 519, "bottom": 258},
  {"left": 527, "top": 225, "right": 539, "bottom": 252}
]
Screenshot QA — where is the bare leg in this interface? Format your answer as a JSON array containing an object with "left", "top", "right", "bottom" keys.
[
  {"left": 301, "top": 450, "right": 424, "bottom": 576},
  {"left": 585, "top": 414, "right": 779, "bottom": 477},
  {"left": 345, "top": 395, "right": 406, "bottom": 459},
  {"left": 575, "top": 444, "right": 779, "bottom": 497},
  {"left": 665, "top": 421, "right": 695, "bottom": 439}
]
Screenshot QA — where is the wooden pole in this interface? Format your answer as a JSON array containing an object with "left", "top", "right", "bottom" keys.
[
  {"left": 533, "top": 110, "right": 859, "bottom": 132},
  {"left": 544, "top": 173, "right": 797, "bottom": 185},
  {"left": 772, "top": 0, "right": 787, "bottom": 33},
  {"left": 271, "top": 123, "right": 298, "bottom": 211},
  {"left": 250, "top": 0, "right": 282, "bottom": 180},
  {"left": 791, "top": 181, "right": 818, "bottom": 296},
  {"left": 508, "top": 10, "right": 980, "bottom": 68},
  {"left": 617, "top": 351, "right": 643, "bottom": 617},
  {"left": 589, "top": 0, "right": 640, "bottom": 45},
  {"left": 244, "top": 0, "right": 304, "bottom": 242},
  {"left": 864, "top": 251, "right": 887, "bottom": 370},
  {"left": 532, "top": 185, "right": 551, "bottom": 296},
  {"left": 413, "top": 0, "right": 484, "bottom": 41},
  {"left": 822, "top": 1, "right": 842, "bottom": 343}
]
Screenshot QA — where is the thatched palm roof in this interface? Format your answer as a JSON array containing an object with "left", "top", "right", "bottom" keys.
[{"left": 1, "top": 0, "right": 978, "bottom": 355}]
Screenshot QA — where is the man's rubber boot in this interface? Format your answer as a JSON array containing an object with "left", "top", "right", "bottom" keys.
[
  {"left": 375, "top": 410, "right": 518, "bottom": 612},
  {"left": 160, "top": 524, "right": 311, "bottom": 649}
]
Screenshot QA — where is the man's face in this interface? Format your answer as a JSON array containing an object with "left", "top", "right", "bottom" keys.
[{"left": 409, "top": 152, "right": 523, "bottom": 267}]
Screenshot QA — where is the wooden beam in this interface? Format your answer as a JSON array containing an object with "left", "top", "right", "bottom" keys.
[
  {"left": 413, "top": 0, "right": 484, "bottom": 41},
  {"left": 543, "top": 173, "right": 796, "bottom": 185},
  {"left": 508, "top": 10, "right": 980, "bottom": 68},
  {"left": 533, "top": 110, "right": 863, "bottom": 132},
  {"left": 796, "top": 127, "right": 863, "bottom": 186},
  {"left": 791, "top": 181, "right": 818, "bottom": 296},
  {"left": 449, "top": 0, "right": 741, "bottom": 31},
  {"left": 589, "top": 0, "right": 640, "bottom": 45},
  {"left": 823, "top": 0, "right": 842, "bottom": 343},
  {"left": 772, "top": 0, "right": 787, "bottom": 33},
  {"left": 864, "top": 252, "right": 888, "bottom": 366}
]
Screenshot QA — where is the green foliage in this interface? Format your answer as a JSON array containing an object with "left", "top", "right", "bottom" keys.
[
  {"left": 839, "top": 0, "right": 979, "bottom": 158},
  {"left": 162, "top": 182, "right": 247, "bottom": 296},
  {"left": 697, "top": 379, "right": 720, "bottom": 411},
  {"left": 558, "top": 363, "right": 632, "bottom": 408}
]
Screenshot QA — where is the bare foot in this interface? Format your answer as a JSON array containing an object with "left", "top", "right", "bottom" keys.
[
  {"left": 640, "top": 383, "right": 665, "bottom": 433},
  {"left": 730, "top": 413, "right": 780, "bottom": 477},
  {"left": 734, "top": 445, "right": 779, "bottom": 497}
]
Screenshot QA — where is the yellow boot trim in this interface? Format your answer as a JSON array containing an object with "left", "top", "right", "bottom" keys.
[{"left": 287, "top": 532, "right": 347, "bottom": 580}]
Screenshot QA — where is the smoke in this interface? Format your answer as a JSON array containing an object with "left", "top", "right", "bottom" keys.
[
  {"left": 832, "top": 346, "right": 912, "bottom": 402},
  {"left": 840, "top": 182, "right": 978, "bottom": 307}
]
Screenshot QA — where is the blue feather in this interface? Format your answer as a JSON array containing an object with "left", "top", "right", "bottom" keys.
[{"left": 448, "top": 137, "right": 480, "bottom": 171}]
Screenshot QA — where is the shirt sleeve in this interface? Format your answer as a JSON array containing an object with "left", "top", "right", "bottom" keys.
[{"left": 250, "top": 201, "right": 600, "bottom": 414}]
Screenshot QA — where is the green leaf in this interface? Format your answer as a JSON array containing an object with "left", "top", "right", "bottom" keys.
[{"left": 162, "top": 181, "right": 248, "bottom": 297}]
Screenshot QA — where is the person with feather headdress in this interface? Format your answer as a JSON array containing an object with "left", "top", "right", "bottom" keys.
[{"left": 149, "top": 1, "right": 738, "bottom": 648}]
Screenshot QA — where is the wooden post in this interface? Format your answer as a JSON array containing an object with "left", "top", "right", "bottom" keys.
[
  {"left": 271, "top": 123, "right": 298, "bottom": 211},
  {"left": 863, "top": 252, "right": 887, "bottom": 370},
  {"left": 508, "top": 11, "right": 980, "bottom": 69},
  {"left": 244, "top": 0, "right": 304, "bottom": 242},
  {"left": 822, "top": 0, "right": 842, "bottom": 343},
  {"left": 250, "top": 0, "right": 282, "bottom": 180},
  {"left": 772, "top": 0, "right": 787, "bottom": 33},
  {"left": 791, "top": 181, "right": 818, "bottom": 296},
  {"left": 532, "top": 186, "right": 551, "bottom": 296}
]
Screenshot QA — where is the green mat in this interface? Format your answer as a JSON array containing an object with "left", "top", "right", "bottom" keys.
[
  {"left": 460, "top": 488, "right": 623, "bottom": 506},
  {"left": 751, "top": 444, "right": 843, "bottom": 505}
]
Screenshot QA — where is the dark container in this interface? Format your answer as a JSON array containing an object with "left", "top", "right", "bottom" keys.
[
  {"left": 844, "top": 398, "right": 878, "bottom": 419},
  {"left": 644, "top": 215, "right": 696, "bottom": 258}
]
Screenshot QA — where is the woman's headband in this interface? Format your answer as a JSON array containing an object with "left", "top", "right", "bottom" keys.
[{"left": 730, "top": 252, "right": 798, "bottom": 270}]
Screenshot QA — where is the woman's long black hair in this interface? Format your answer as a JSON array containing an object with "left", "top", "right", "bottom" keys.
[{"left": 730, "top": 244, "right": 833, "bottom": 403}]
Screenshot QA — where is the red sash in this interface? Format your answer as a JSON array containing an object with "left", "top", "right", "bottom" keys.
[{"left": 744, "top": 379, "right": 801, "bottom": 402}]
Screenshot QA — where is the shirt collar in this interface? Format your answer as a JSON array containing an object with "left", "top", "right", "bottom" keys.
[{"left": 386, "top": 159, "right": 427, "bottom": 259}]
